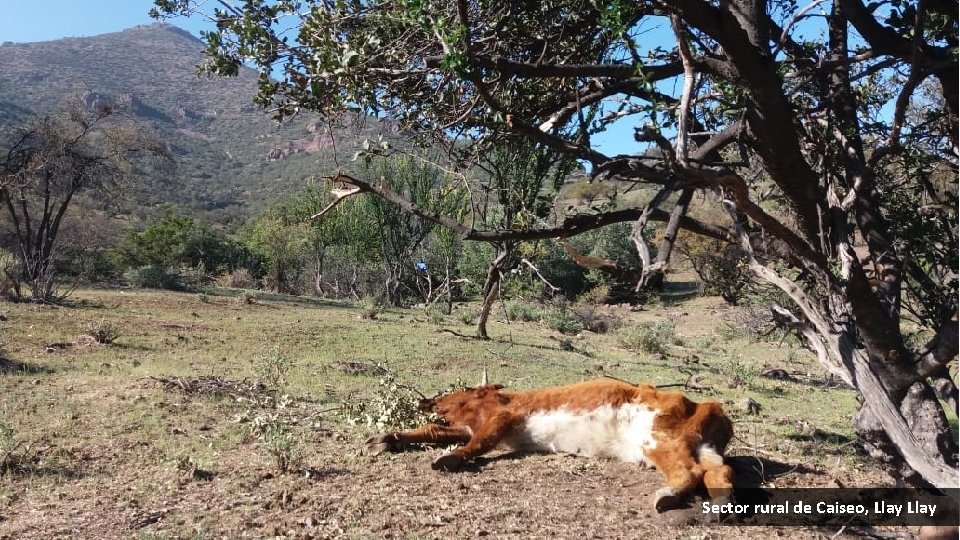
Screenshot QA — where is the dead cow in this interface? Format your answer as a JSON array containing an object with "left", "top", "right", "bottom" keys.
[{"left": 366, "top": 375, "right": 735, "bottom": 512}]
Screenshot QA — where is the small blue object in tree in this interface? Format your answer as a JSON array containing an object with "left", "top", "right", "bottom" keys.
[{"left": 415, "top": 261, "right": 428, "bottom": 272}]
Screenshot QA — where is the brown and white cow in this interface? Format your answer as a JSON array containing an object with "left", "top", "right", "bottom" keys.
[{"left": 366, "top": 376, "right": 735, "bottom": 512}]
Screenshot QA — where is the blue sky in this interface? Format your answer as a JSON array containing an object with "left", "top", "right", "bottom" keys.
[{"left": 0, "top": 1, "right": 207, "bottom": 43}]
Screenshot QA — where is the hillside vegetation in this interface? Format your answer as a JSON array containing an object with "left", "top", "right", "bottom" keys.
[{"left": 0, "top": 24, "right": 392, "bottom": 222}]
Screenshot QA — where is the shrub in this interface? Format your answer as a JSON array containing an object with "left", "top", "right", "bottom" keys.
[
  {"left": 506, "top": 301, "right": 541, "bottom": 322},
  {"left": 260, "top": 423, "right": 301, "bottom": 474},
  {"left": 572, "top": 304, "right": 620, "bottom": 334},
  {"left": 714, "top": 321, "right": 740, "bottom": 342},
  {"left": 543, "top": 308, "right": 584, "bottom": 335},
  {"left": 254, "top": 345, "right": 296, "bottom": 391},
  {"left": 457, "top": 308, "right": 477, "bottom": 326},
  {"left": 180, "top": 266, "right": 210, "bottom": 289},
  {"left": 0, "top": 419, "right": 17, "bottom": 473},
  {"left": 357, "top": 295, "right": 382, "bottom": 320},
  {"left": 84, "top": 319, "right": 120, "bottom": 344},
  {"left": 0, "top": 417, "right": 29, "bottom": 474},
  {"left": 236, "top": 290, "right": 258, "bottom": 306},
  {"left": 125, "top": 265, "right": 183, "bottom": 290},
  {"left": 343, "top": 376, "right": 435, "bottom": 431},
  {"left": 216, "top": 268, "right": 256, "bottom": 289},
  {"left": 426, "top": 307, "right": 445, "bottom": 325},
  {"left": 677, "top": 235, "right": 753, "bottom": 305},
  {"left": 727, "top": 356, "right": 758, "bottom": 390},
  {"left": 576, "top": 283, "right": 612, "bottom": 306},
  {"left": 0, "top": 249, "right": 17, "bottom": 297},
  {"left": 617, "top": 320, "right": 676, "bottom": 355},
  {"left": 690, "top": 335, "right": 715, "bottom": 350},
  {"left": 238, "top": 394, "right": 304, "bottom": 474}
]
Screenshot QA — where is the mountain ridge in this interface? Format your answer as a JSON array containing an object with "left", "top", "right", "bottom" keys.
[{"left": 0, "top": 23, "right": 386, "bottom": 223}]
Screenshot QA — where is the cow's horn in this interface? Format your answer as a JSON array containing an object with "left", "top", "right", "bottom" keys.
[{"left": 481, "top": 367, "right": 488, "bottom": 386}]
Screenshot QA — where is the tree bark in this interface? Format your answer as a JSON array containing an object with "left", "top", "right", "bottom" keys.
[
  {"left": 643, "top": 188, "right": 695, "bottom": 291},
  {"left": 476, "top": 247, "right": 509, "bottom": 340}
]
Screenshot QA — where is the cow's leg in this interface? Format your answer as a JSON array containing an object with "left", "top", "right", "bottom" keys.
[
  {"left": 366, "top": 424, "right": 472, "bottom": 454},
  {"left": 647, "top": 443, "right": 704, "bottom": 512},
  {"left": 432, "top": 411, "right": 519, "bottom": 471},
  {"left": 697, "top": 444, "right": 734, "bottom": 502}
]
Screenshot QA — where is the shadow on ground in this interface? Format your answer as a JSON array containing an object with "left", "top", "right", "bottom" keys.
[
  {"left": 729, "top": 454, "right": 824, "bottom": 487},
  {"left": 0, "top": 357, "right": 55, "bottom": 375}
]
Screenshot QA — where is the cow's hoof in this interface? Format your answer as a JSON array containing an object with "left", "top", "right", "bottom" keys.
[
  {"left": 365, "top": 433, "right": 400, "bottom": 454},
  {"left": 432, "top": 453, "right": 465, "bottom": 472},
  {"left": 654, "top": 487, "right": 682, "bottom": 513}
]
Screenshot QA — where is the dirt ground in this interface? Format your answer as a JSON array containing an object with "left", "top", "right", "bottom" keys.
[
  {"left": 0, "top": 382, "right": 897, "bottom": 540},
  {"left": 0, "top": 289, "right": 929, "bottom": 539}
]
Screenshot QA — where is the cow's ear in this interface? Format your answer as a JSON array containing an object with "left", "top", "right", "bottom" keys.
[{"left": 475, "top": 383, "right": 505, "bottom": 397}]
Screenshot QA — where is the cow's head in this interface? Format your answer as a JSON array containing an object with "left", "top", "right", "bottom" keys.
[{"left": 418, "top": 373, "right": 509, "bottom": 426}]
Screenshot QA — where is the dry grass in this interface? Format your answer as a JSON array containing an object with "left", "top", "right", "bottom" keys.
[{"left": 0, "top": 286, "right": 893, "bottom": 538}]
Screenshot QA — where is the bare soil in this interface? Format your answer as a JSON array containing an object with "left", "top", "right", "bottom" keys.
[
  {"left": 0, "top": 288, "right": 915, "bottom": 539},
  {"left": 0, "top": 381, "right": 892, "bottom": 540}
]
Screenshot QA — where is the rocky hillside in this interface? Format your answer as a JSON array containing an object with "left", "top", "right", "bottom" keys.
[{"left": 0, "top": 23, "right": 392, "bottom": 223}]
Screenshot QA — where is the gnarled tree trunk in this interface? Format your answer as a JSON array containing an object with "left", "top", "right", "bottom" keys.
[{"left": 476, "top": 247, "right": 510, "bottom": 340}]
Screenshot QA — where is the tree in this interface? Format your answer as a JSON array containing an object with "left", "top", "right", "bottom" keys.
[
  {"left": 362, "top": 156, "right": 449, "bottom": 306},
  {"left": 277, "top": 179, "right": 348, "bottom": 296},
  {"left": 1, "top": 99, "right": 170, "bottom": 301},
  {"left": 153, "top": 0, "right": 958, "bottom": 487},
  {"left": 123, "top": 214, "right": 251, "bottom": 277},
  {"left": 246, "top": 215, "right": 308, "bottom": 294}
]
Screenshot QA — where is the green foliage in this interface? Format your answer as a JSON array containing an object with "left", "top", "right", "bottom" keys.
[
  {"left": 245, "top": 216, "right": 308, "bottom": 294},
  {"left": 575, "top": 223, "right": 642, "bottom": 277},
  {"left": 457, "top": 309, "right": 478, "bottom": 326},
  {"left": 125, "top": 265, "right": 184, "bottom": 290},
  {"left": 879, "top": 157, "right": 958, "bottom": 326},
  {"left": 576, "top": 284, "right": 612, "bottom": 305},
  {"left": 455, "top": 242, "right": 495, "bottom": 298},
  {"left": 690, "top": 335, "right": 715, "bottom": 350},
  {"left": 726, "top": 356, "right": 759, "bottom": 390},
  {"left": 238, "top": 393, "right": 304, "bottom": 474},
  {"left": 361, "top": 156, "right": 452, "bottom": 305},
  {"left": 514, "top": 241, "right": 587, "bottom": 299},
  {"left": 124, "top": 214, "right": 253, "bottom": 277},
  {"left": 617, "top": 321, "right": 676, "bottom": 355},
  {"left": 506, "top": 301, "right": 541, "bottom": 322},
  {"left": 542, "top": 302, "right": 585, "bottom": 335},
  {"left": 426, "top": 307, "right": 445, "bottom": 325},
  {"left": 357, "top": 295, "right": 383, "bottom": 320},
  {"left": 0, "top": 249, "right": 17, "bottom": 297},
  {"left": 0, "top": 417, "right": 18, "bottom": 473},
  {"left": 254, "top": 345, "right": 296, "bottom": 391},
  {"left": 343, "top": 376, "right": 434, "bottom": 431},
  {"left": 64, "top": 244, "right": 126, "bottom": 284},
  {"left": 714, "top": 322, "right": 740, "bottom": 342},
  {"left": 259, "top": 423, "right": 301, "bottom": 474}
]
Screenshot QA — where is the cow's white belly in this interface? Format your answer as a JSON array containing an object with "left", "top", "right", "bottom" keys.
[{"left": 514, "top": 404, "right": 658, "bottom": 466}]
